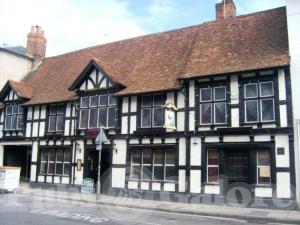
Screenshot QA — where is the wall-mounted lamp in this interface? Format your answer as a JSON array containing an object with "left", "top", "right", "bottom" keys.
[{"left": 112, "top": 142, "right": 117, "bottom": 154}]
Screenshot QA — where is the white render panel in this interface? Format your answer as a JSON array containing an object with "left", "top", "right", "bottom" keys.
[
  {"left": 278, "top": 69, "right": 287, "bottom": 101},
  {"left": 275, "top": 135, "right": 290, "bottom": 167},
  {"left": 190, "top": 170, "right": 201, "bottom": 193},
  {"left": 130, "top": 116, "right": 137, "bottom": 134},
  {"left": 255, "top": 187, "right": 273, "bottom": 198},
  {"left": 142, "top": 138, "right": 150, "bottom": 144},
  {"left": 0, "top": 145, "right": 3, "bottom": 166},
  {"left": 177, "top": 91, "right": 185, "bottom": 109},
  {"left": 0, "top": 110, "right": 4, "bottom": 122},
  {"left": 112, "top": 140, "right": 127, "bottom": 165},
  {"left": 164, "top": 183, "right": 175, "bottom": 192},
  {"left": 90, "top": 69, "right": 97, "bottom": 83},
  {"left": 128, "top": 181, "right": 138, "bottom": 189},
  {"left": 66, "top": 103, "right": 71, "bottom": 118},
  {"left": 179, "top": 138, "right": 186, "bottom": 166},
  {"left": 38, "top": 176, "right": 44, "bottom": 182},
  {"left": 189, "top": 111, "right": 195, "bottom": 131},
  {"left": 223, "top": 135, "right": 250, "bottom": 143},
  {"left": 189, "top": 80, "right": 195, "bottom": 107},
  {"left": 153, "top": 138, "right": 162, "bottom": 144},
  {"left": 231, "top": 108, "right": 239, "bottom": 127},
  {"left": 141, "top": 182, "right": 149, "bottom": 190},
  {"left": 9, "top": 90, "right": 13, "bottom": 100},
  {"left": 53, "top": 176, "right": 60, "bottom": 184},
  {"left": 46, "top": 176, "right": 52, "bottom": 183},
  {"left": 130, "top": 96, "right": 137, "bottom": 113},
  {"left": 276, "top": 172, "right": 291, "bottom": 198},
  {"left": 100, "top": 78, "right": 107, "bottom": 88},
  {"left": 32, "top": 122, "right": 39, "bottom": 137},
  {"left": 165, "top": 138, "right": 176, "bottom": 144},
  {"left": 64, "top": 120, "right": 70, "bottom": 136},
  {"left": 111, "top": 168, "right": 126, "bottom": 188},
  {"left": 178, "top": 169, "right": 186, "bottom": 192},
  {"left": 39, "top": 122, "right": 45, "bottom": 137},
  {"left": 129, "top": 139, "right": 139, "bottom": 144},
  {"left": 40, "top": 106, "right": 46, "bottom": 119},
  {"left": 152, "top": 182, "right": 161, "bottom": 191},
  {"left": 254, "top": 135, "right": 271, "bottom": 142},
  {"left": 87, "top": 79, "right": 93, "bottom": 89},
  {"left": 27, "top": 107, "right": 33, "bottom": 120},
  {"left": 121, "top": 116, "right": 128, "bottom": 134},
  {"left": 33, "top": 107, "right": 40, "bottom": 120},
  {"left": 190, "top": 137, "right": 201, "bottom": 166},
  {"left": 261, "top": 124, "right": 276, "bottom": 128},
  {"left": 32, "top": 142, "right": 38, "bottom": 162},
  {"left": 205, "top": 136, "right": 219, "bottom": 143},
  {"left": 30, "top": 165, "right": 36, "bottom": 182},
  {"left": 62, "top": 177, "right": 69, "bottom": 184},
  {"left": 204, "top": 185, "right": 220, "bottom": 195},
  {"left": 80, "top": 82, "right": 85, "bottom": 90},
  {"left": 177, "top": 112, "right": 184, "bottom": 131},
  {"left": 280, "top": 105, "right": 288, "bottom": 127},
  {"left": 230, "top": 75, "right": 239, "bottom": 104},
  {"left": 122, "top": 97, "right": 129, "bottom": 113}
]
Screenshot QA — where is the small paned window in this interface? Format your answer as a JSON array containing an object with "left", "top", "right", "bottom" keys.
[
  {"left": 199, "top": 86, "right": 227, "bottom": 125},
  {"left": 130, "top": 149, "right": 176, "bottom": 182},
  {"left": 48, "top": 104, "right": 65, "bottom": 132},
  {"left": 141, "top": 94, "right": 164, "bottom": 128},
  {"left": 207, "top": 150, "right": 219, "bottom": 183},
  {"left": 4, "top": 104, "right": 23, "bottom": 131},
  {"left": 40, "top": 149, "right": 71, "bottom": 176},
  {"left": 257, "top": 150, "right": 271, "bottom": 185},
  {"left": 79, "top": 94, "right": 117, "bottom": 129},
  {"left": 244, "top": 81, "right": 275, "bottom": 123}
]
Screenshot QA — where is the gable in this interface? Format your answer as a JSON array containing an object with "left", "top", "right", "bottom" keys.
[
  {"left": 70, "top": 59, "right": 122, "bottom": 92},
  {"left": 3, "top": 89, "right": 19, "bottom": 101}
]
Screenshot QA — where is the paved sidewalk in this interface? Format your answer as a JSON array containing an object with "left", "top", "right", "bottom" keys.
[{"left": 16, "top": 184, "right": 300, "bottom": 224}]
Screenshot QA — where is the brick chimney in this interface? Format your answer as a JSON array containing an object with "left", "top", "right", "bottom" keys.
[
  {"left": 26, "top": 25, "right": 47, "bottom": 67},
  {"left": 216, "top": 0, "right": 236, "bottom": 20}
]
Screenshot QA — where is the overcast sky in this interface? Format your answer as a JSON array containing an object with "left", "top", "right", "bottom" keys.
[{"left": 0, "top": 0, "right": 285, "bottom": 57}]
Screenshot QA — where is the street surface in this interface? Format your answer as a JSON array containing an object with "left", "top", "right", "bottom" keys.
[{"left": 0, "top": 194, "right": 294, "bottom": 225}]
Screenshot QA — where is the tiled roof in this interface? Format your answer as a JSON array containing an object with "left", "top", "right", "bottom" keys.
[
  {"left": 8, "top": 80, "right": 33, "bottom": 99},
  {"left": 20, "top": 7, "right": 288, "bottom": 105}
]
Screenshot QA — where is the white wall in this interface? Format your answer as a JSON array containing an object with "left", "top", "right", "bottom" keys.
[
  {"left": 286, "top": 0, "right": 300, "bottom": 207},
  {"left": 0, "top": 51, "right": 32, "bottom": 89}
]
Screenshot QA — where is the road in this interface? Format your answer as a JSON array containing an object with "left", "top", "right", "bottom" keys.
[{"left": 0, "top": 194, "right": 291, "bottom": 225}]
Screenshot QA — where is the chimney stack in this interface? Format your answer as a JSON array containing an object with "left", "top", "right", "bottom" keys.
[
  {"left": 26, "top": 25, "right": 47, "bottom": 67},
  {"left": 216, "top": 0, "right": 236, "bottom": 20}
]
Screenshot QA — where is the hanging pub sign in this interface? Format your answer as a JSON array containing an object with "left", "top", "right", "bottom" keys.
[{"left": 163, "top": 101, "right": 177, "bottom": 130}]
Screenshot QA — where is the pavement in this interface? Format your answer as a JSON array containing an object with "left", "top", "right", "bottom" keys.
[{"left": 12, "top": 183, "right": 300, "bottom": 224}]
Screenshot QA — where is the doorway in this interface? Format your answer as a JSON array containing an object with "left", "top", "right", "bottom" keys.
[
  {"left": 84, "top": 147, "right": 111, "bottom": 193},
  {"left": 3, "top": 146, "right": 31, "bottom": 182}
]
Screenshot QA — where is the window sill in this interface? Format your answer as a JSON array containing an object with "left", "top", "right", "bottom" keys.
[{"left": 128, "top": 179, "right": 176, "bottom": 183}]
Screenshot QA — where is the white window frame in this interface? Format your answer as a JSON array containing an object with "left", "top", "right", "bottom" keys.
[
  {"left": 140, "top": 94, "right": 164, "bottom": 128},
  {"left": 164, "top": 151, "right": 176, "bottom": 181},
  {"left": 260, "top": 81, "right": 274, "bottom": 97},
  {"left": 152, "top": 151, "right": 164, "bottom": 181},
  {"left": 152, "top": 107, "right": 163, "bottom": 128},
  {"left": 214, "top": 86, "right": 226, "bottom": 101},
  {"left": 214, "top": 102, "right": 227, "bottom": 125},
  {"left": 141, "top": 151, "right": 152, "bottom": 180},
  {"left": 200, "top": 103, "right": 213, "bottom": 125},
  {"left": 130, "top": 151, "right": 141, "bottom": 180},
  {"left": 244, "top": 83, "right": 258, "bottom": 99},
  {"left": 200, "top": 87, "right": 212, "bottom": 102}
]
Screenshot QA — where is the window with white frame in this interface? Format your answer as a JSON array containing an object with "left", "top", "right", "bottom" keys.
[
  {"left": 244, "top": 81, "right": 275, "bottom": 123},
  {"left": 257, "top": 150, "right": 271, "bottom": 185},
  {"left": 48, "top": 104, "right": 65, "bottom": 132},
  {"left": 40, "top": 148, "right": 71, "bottom": 176},
  {"left": 207, "top": 150, "right": 219, "bottom": 183},
  {"left": 199, "top": 86, "right": 227, "bottom": 125},
  {"left": 141, "top": 94, "right": 164, "bottom": 128},
  {"left": 79, "top": 94, "right": 117, "bottom": 129},
  {"left": 130, "top": 149, "right": 176, "bottom": 181},
  {"left": 4, "top": 104, "right": 23, "bottom": 130}
]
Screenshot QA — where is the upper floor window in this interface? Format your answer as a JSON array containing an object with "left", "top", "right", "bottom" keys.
[
  {"left": 141, "top": 94, "right": 164, "bottom": 128},
  {"left": 48, "top": 104, "right": 65, "bottom": 132},
  {"left": 199, "top": 86, "right": 227, "bottom": 125},
  {"left": 4, "top": 104, "right": 23, "bottom": 131},
  {"left": 244, "top": 81, "right": 275, "bottom": 123},
  {"left": 79, "top": 94, "right": 117, "bottom": 129}
]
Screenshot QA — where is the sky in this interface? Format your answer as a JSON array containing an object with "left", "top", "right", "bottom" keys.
[{"left": 0, "top": 0, "right": 285, "bottom": 57}]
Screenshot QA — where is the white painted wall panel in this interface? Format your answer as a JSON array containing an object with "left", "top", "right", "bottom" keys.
[
  {"left": 231, "top": 108, "right": 239, "bottom": 127},
  {"left": 27, "top": 107, "right": 33, "bottom": 120},
  {"left": 179, "top": 138, "right": 186, "bottom": 166},
  {"left": 164, "top": 183, "right": 175, "bottom": 192},
  {"left": 167, "top": 92, "right": 175, "bottom": 103},
  {"left": 128, "top": 181, "right": 138, "bottom": 189},
  {"left": 177, "top": 91, "right": 185, "bottom": 109},
  {"left": 189, "top": 80, "right": 195, "bottom": 107},
  {"left": 130, "top": 96, "right": 137, "bottom": 112},
  {"left": 254, "top": 135, "right": 271, "bottom": 142},
  {"left": 255, "top": 187, "right": 272, "bottom": 198},
  {"left": 30, "top": 165, "right": 36, "bottom": 182},
  {"left": 178, "top": 169, "right": 186, "bottom": 192},
  {"left": 152, "top": 182, "right": 161, "bottom": 191},
  {"left": 204, "top": 185, "right": 220, "bottom": 195},
  {"left": 205, "top": 136, "right": 219, "bottom": 143},
  {"left": 33, "top": 107, "right": 39, "bottom": 120},
  {"left": 276, "top": 172, "right": 291, "bottom": 198},
  {"left": 230, "top": 75, "right": 239, "bottom": 104},
  {"left": 111, "top": 168, "right": 126, "bottom": 188},
  {"left": 122, "top": 97, "right": 129, "bottom": 113},
  {"left": 121, "top": 116, "right": 128, "bottom": 134},
  {"left": 278, "top": 69, "right": 286, "bottom": 101},
  {"left": 40, "top": 105, "right": 46, "bottom": 119},
  {"left": 190, "top": 170, "right": 201, "bottom": 193},
  {"left": 223, "top": 135, "right": 250, "bottom": 143},
  {"left": 65, "top": 103, "right": 71, "bottom": 118},
  {"left": 32, "top": 122, "right": 38, "bottom": 137},
  {"left": 0, "top": 145, "right": 3, "bottom": 166},
  {"left": 39, "top": 122, "right": 45, "bottom": 137},
  {"left": 32, "top": 142, "right": 38, "bottom": 162},
  {"left": 280, "top": 105, "right": 288, "bottom": 127},
  {"left": 177, "top": 112, "right": 184, "bottom": 131},
  {"left": 189, "top": 111, "right": 195, "bottom": 131},
  {"left": 141, "top": 182, "right": 149, "bottom": 190},
  {"left": 190, "top": 137, "right": 201, "bottom": 166},
  {"left": 275, "top": 135, "right": 290, "bottom": 167},
  {"left": 112, "top": 140, "right": 127, "bottom": 165},
  {"left": 130, "top": 116, "right": 137, "bottom": 134}
]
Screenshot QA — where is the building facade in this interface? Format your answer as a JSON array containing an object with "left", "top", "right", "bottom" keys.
[{"left": 0, "top": 1, "right": 296, "bottom": 208}]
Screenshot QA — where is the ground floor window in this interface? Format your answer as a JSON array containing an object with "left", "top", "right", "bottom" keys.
[
  {"left": 40, "top": 148, "right": 71, "bottom": 176},
  {"left": 130, "top": 149, "right": 176, "bottom": 182},
  {"left": 207, "top": 149, "right": 219, "bottom": 183},
  {"left": 257, "top": 150, "right": 271, "bottom": 185}
]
